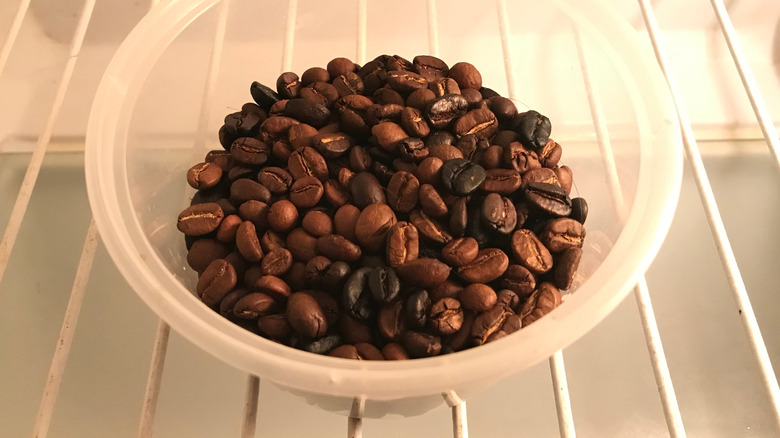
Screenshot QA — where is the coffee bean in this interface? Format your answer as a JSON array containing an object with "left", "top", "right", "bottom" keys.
[
  {"left": 487, "top": 96, "right": 518, "bottom": 121},
  {"left": 539, "top": 139, "right": 562, "bottom": 168},
  {"left": 300, "top": 81, "right": 340, "bottom": 107},
  {"left": 459, "top": 88, "right": 483, "bottom": 107},
  {"left": 283, "top": 262, "right": 307, "bottom": 291},
  {"left": 330, "top": 343, "right": 384, "bottom": 360},
  {"left": 405, "top": 288, "right": 431, "bottom": 329},
  {"left": 418, "top": 184, "right": 448, "bottom": 218},
  {"left": 289, "top": 176, "right": 324, "bottom": 208},
  {"left": 481, "top": 169, "right": 521, "bottom": 195},
  {"left": 308, "top": 290, "right": 341, "bottom": 327},
  {"left": 187, "top": 162, "right": 223, "bottom": 190},
  {"left": 471, "top": 305, "right": 511, "bottom": 346},
  {"left": 250, "top": 81, "right": 280, "bottom": 112},
  {"left": 327, "top": 57, "right": 356, "bottom": 80},
  {"left": 355, "top": 203, "right": 397, "bottom": 252},
  {"left": 459, "top": 284, "right": 497, "bottom": 312},
  {"left": 425, "top": 94, "right": 469, "bottom": 129},
  {"left": 257, "top": 314, "right": 292, "bottom": 340},
  {"left": 409, "top": 209, "right": 452, "bottom": 245},
  {"left": 284, "top": 98, "right": 330, "bottom": 128},
  {"left": 386, "top": 171, "right": 420, "bottom": 213},
  {"left": 288, "top": 146, "right": 329, "bottom": 182},
  {"left": 504, "top": 141, "right": 542, "bottom": 173},
  {"left": 269, "top": 99, "right": 287, "bottom": 116},
  {"left": 286, "top": 228, "right": 318, "bottom": 262},
  {"left": 521, "top": 167, "right": 558, "bottom": 189},
  {"left": 397, "top": 137, "right": 429, "bottom": 163},
  {"left": 299, "top": 67, "right": 329, "bottom": 86},
  {"left": 348, "top": 145, "right": 373, "bottom": 172},
  {"left": 386, "top": 70, "right": 428, "bottom": 93},
  {"left": 443, "top": 310, "right": 475, "bottom": 353},
  {"left": 448, "top": 62, "right": 482, "bottom": 89},
  {"left": 441, "top": 158, "right": 486, "bottom": 195},
  {"left": 382, "top": 343, "right": 410, "bottom": 360},
  {"left": 373, "top": 88, "right": 405, "bottom": 106},
  {"left": 339, "top": 314, "right": 373, "bottom": 344},
  {"left": 486, "top": 313, "right": 522, "bottom": 343},
  {"left": 406, "top": 88, "right": 436, "bottom": 109},
  {"left": 428, "top": 297, "right": 463, "bottom": 335},
  {"left": 178, "top": 203, "right": 224, "bottom": 236},
  {"left": 317, "top": 234, "right": 362, "bottom": 262},
  {"left": 286, "top": 292, "right": 328, "bottom": 338},
  {"left": 519, "top": 282, "right": 561, "bottom": 326},
  {"left": 555, "top": 247, "right": 582, "bottom": 291},
  {"left": 366, "top": 103, "right": 403, "bottom": 126},
  {"left": 332, "top": 204, "right": 360, "bottom": 243},
  {"left": 479, "top": 146, "right": 504, "bottom": 171},
  {"left": 187, "top": 238, "right": 231, "bottom": 272},
  {"left": 369, "top": 266, "right": 400, "bottom": 304},
  {"left": 343, "top": 267, "right": 376, "bottom": 321},
  {"left": 428, "top": 77, "right": 461, "bottom": 97},
  {"left": 498, "top": 264, "right": 536, "bottom": 299},
  {"left": 350, "top": 172, "right": 386, "bottom": 208},
  {"left": 449, "top": 197, "right": 469, "bottom": 238},
  {"left": 395, "top": 258, "right": 450, "bottom": 288},
  {"left": 553, "top": 165, "right": 573, "bottom": 194},
  {"left": 219, "top": 288, "right": 249, "bottom": 319},
  {"left": 378, "top": 300, "right": 406, "bottom": 341},
  {"left": 525, "top": 182, "right": 572, "bottom": 217},
  {"left": 276, "top": 71, "right": 301, "bottom": 99},
  {"left": 453, "top": 108, "right": 498, "bottom": 139},
  {"left": 302, "top": 334, "right": 343, "bottom": 355},
  {"left": 400, "top": 107, "right": 430, "bottom": 138},
  {"left": 413, "top": 55, "right": 449, "bottom": 81},
  {"left": 414, "top": 157, "right": 443, "bottom": 186},
  {"left": 258, "top": 230, "right": 285, "bottom": 253},
  {"left": 570, "top": 197, "right": 588, "bottom": 224},
  {"left": 304, "top": 255, "right": 332, "bottom": 287},
  {"left": 235, "top": 221, "right": 263, "bottom": 262},
  {"left": 402, "top": 330, "right": 441, "bottom": 358},
  {"left": 301, "top": 210, "right": 333, "bottom": 237},
  {"left": 323, "top": 261, "right": 352, "bottom": 289},
  {"left": 513, "top": 110, "right": 551, "bottom": 150},
  {"left": 260, "top": 116, "right": 299, "bottom": 141},
  {"left": 386, "top": 221, "right": 420, "bottom": 267},
  {"left": 204, "top": 149, "right": 233, "bottom": 171},
  {"left": 511, "top": 229, "right": 553, "bottom": 274},
  {"left": 260, "top": 248, "right": 293, "bottom": 276},
  {"left": 428, "top": 143, "right": 464, "bottom": 161},
  {"left": 254, "top": 275, "right": 291, "bottom": 302},
  {"left": 481, "top": 193, "right": 517, "bottom": 234},
  {"left": 197, "top": 259, "right": 237, "bottom": 307},
  {"left": 323, "top": 179, "right": 350, "bottom": 207},
  {"left": 333, "top": 71, "right": 365, "bottom": 97},
  {"left": 371, "top": 122, "right": 408, "bottom": 152},
  {"left": 457, "top": 248, "right": 509, "bottom": 283},
  {"left": 496, "top": 289, "right": 521, "bottom": 312},
  {"left": 230, "top": 179, "right": 271, "bottom": 205},
  {"left": 267, "top": 200, "right": 298, "bottom": 232},
  {"left": 233, "top": 292, "right": 278, "bottom": 320},
  {"left": 441, "top": 237, "right": 479, "bottom": 267},
  {"left": 540, "top": 218, "right": 585, "bottom": 252}
]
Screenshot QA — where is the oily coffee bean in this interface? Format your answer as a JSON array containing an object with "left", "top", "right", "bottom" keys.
[
  {"left": 402, "top": 330, "right": 441, "bottom": 358},
  {"left": 448, "top": 62, "right": 482, "bottom": 89},
  {"left": 187, "top": 162, "right": 223, "bottom": 190},
  {"left": 386, "top": 221, "right": 420, "bottom": 267},
  {"left": 425, "top": 94, "right": 469, "bottom": 129},
  {"left": 286, "top": 292, "right": 328, "bottom": 338},
  {"left": 498, "top": 264, "right": 536, "bottom": 298},
  {"left": 260, "top": 248, "right": 293, "bottom": 276},
  {"left": 339, "top": 314, "right": 373, "bottom": 344},
  {"left": 250, "top": 81, "right": 280, "bottom": 112},
  {"left": 540, "top": 218, "right": 585, "bottom": 252},
  {"left": 276, "top": 71, "right": 301, "bottom": 99},
  {"left": 457, "top": 248, "right": 509, "bottom": 283},
  {"left": 453, "top": 108, "right": 498, "bottom": 139},
  {"left": 178, "top": 203, "right": 224, "bottom": 236},
  {"left": 235, "top": 221, "right": 264, "bottom": 262},
  {"left": 233, "top": 292, "right": 277, "bottom": 319},
  {"left": 519, "top": 282, "right": 562, "bottom": 326},
  {"left": 481, "top": 169, "right": 521, "bottom": 195},
  {"left": 187, "top": 238, "right": 231, "bottom": 272},
  {"left": 395, "top": 258, "right": 450, "bottom": 288},
  {"left": 441, "top": 237, "right": 479, "bottom": 267},
  {"left": 428, "top": 297, "right": 463, "bottom": 335},
  {"left": 471, "top": 305, "right": 512, "bottom": 346},
  {"left": 302, "top": 210, "right": 334, "bottom": 237},
  {"left": 418, "top": 184, "right": 448, "bottom": 218},
  {"left": 197, "top": 259, "right": 237, "bottom": 307},
  {"left": 511, "top": 229, "right": 553, "bottom": 274},
  {"left": 257, "top": 314, "right": 292, "bottom": 340},
  {"left": 459, "top": 283, "right": 497, "bottom": 312},
  {"left": 354, "top": 203, "right": 397, "bottom": 252},
  {"left": 369, "top": 266, "right": 401, "bottom": 304},
  {"left": 570, "top": 197, "right": 588, "bottom": 224},
  {"left": 302, "top": 335, "right": 343, "bottom": 355},
  {"left": 487, "top": 96, "right": 518, "bottom": 121},
  {"left": 441, "top": 158, "right": 486, "bottom": 195},
  {"left": 288, "top": 147, "right": 329, "bottom": 182},
  {"left": 350, "top": 172, "right": 386, "bottom": 207},
  {"left": 513, "top": 110, "right": 551, "bottom": 150},
  {"left": 254, "top": 275, "right": 291, "bottom": 302},
  {"left": 525, "top": 182, "right": 572, "bottom": 217},
  {"left": 449, "top": 197, "right": 469, "bottom": 238},
  {"left": 382, "top": 343, "right": 410, "bottom": 360},
  {"left": 230, "top": 179, "right": 271, "bottom": 205},
  {"left": 409, "top": 210, "right": 452, "bottom": 245},
  {"left": 481, "top": 193, "right": 517, "bottom": 234},
  {"left": 413, "top": 55, "right": 449, "bottom": 81},
  {"left": 317, "top": 234, "right": 362, "bottom": 262},
  {"left": 312, "top": 132, "right": 354, "bottom": 158},
  {"left": 378, "top": 300, "right": 406, "bottom": 341},
  {"left": 343, "top": 267, "right": 376, "bottom": 321},
  {"left": 554, "top": 247, "right": 582, "bottom": 291},
  {"left": 386, "top": 171, "right": 420, "bottom": 213},
  {"left": 405, "top": 289, "right": 431, "bottom": 329}
]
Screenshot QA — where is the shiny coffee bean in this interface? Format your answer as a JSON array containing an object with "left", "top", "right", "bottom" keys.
[
  {"left": 395, "top": 258, "right": 450, "bottom": 289},
  {"left": 250, "top": 81, "right": 280, "bottom": 112},
  {"left": 413, "top": 55, "right": 449, "bottom": 81},
  {"left": 570, "top": 197, "right": 588, "bottom": 224},
  {"left": 405, "top": 289, "right": 431, "bottom": 329},
  {"left": 257, "top": 314, "right": 292, "bottom": 341},
  {"left": 441, "top": 158, "right": 486, "bottom": 195},
  {"left": 448, "top": 62, "right": 482, "bottom": 89},
  {"left": 254, "top": 275, "right": 291, "bottom": 302},
  {"left": 350, "top": 171, "right": 386, "bottom": 208},
  {"left": 342, "top": 267, "right": 376, "bottom": 321},
  {"left": 187, "top": 162, "right": 223, "bottom": 190},
  {"left": 525, "top": 182, "right": 572, "bottom": 217},
  {"left": 425, "top": 94, "right": 469, "bottom": 129},
  {"left": 481, "top": 193, "right": 517, "bottom": 234},
  {"left": 236, "top": 221, "right": 263, "bottom": 262},
  {"left": 513, "top": 110, "right": 551, "bottom": 150},
  {"left": 369, "top": 266, "right": 400, "bottom": 304},
  {"left": 233, "top": 293, "right": 277, "bottom": 320}
]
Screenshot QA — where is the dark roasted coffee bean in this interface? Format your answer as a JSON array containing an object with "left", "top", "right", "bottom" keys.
[
  {"left": 481, "top": 193, "right": 517, "bottom": 234},
  {"left": 386, "top": 221, "right": 419, "bottom": 267},
  {"left": 441, "top": 158, "right": 486, "bottom": 195},
  {"left": 323, "top": 179, "right": 349, "bottom": 207},
  {"left": 402, "top": 330, "right": 441, "bottom": 358},
  {"left": 511, "top": 229, "right": 553, "bottom": 274},
  {"left": 327, "top": 57, "right": 356, "bottom": 80},
  {"left": 289, "top": 176, "right": 324, "bottom": 208},
  {"left": 540, "top": 218, "right": 585, "bottom": 252},
  {"left": 178, "top": 203, "right": 224, "bottom": 236},
  {"left": 409, "top": 209, "right": 452, "bottom": 245},
  {"left": 323, "top": 261, "right": 352, "bottom": 290},
  {"left": 257, "top": 314, "right": 292, "bottom": 340},
  {"left": 386, "top": 70, "right": 428, "bottom": 93},
  {"left": 233, "top": 292, "right": 277, "bottom": 319},
  {"left": 342, "top": 267, "right": 375, "bottom": 321},
  {"left": 487, "top": 96, "right": 518, "bottom": 121},
  {"left": 230, "top": 179, "right": 271, "bottom": 205},
  {"left": 496, "top": 289, "right": 521, "bottom": 312},
  {"left": 460, "top": 88, "right": 483, "bottom": 107},
  {"left": 425, "top": 94, "right": 469, "bottom": 129},
  {"left": 366, "top": 103, "right": 403, "bottom": 126},
  {"left": 479, "top": 87, "right": 499, "bottom": 99},
  {"left": 570, "top": 197, "right": 588, "bottom": 224},
  {"left": 204, "top": 149, "right": 233, "bottom": 171},
  {"left": 269, "top": 99, "right": 288, "bottom": 116},
  {"left": 302, "top": 334, "right": 342, "bottom": 355},
  {"left": 526, "top": 182, "right": 572, "bottom": 217},
  {"left": 267, "top": 200, "right": 298, "bottom": 232},
  {"left": 257, "top": 167, "right": 293, "bottom": 194},
  {"left": 513, "top": 110, "right": 551, "bottom": 150},
  {"left": 425, "top": 130, "right": 456, "bottom": 147},
  {"left": 284, "top": 98, "right": 330, "bottom": 128},
  {"left": 369, "top": 266, "right": 400, "bottom": 304},
  {"left": 348, "top": 145, "right": 373, "bottom": 172},
  {"left": 481, "top": 169, "right": 521, "bottom": 195},
  {"left": 304, "top": 255, "right": 332, "bottom": 287},
  {"left": 350, "top": 171, "right": 386, "bottom": 208},
  {"left": 310, "top": 132, "right": 353, "bottom": 159},
  {"left": 539, "top": 138, "right": 562, "bottom": 168},
  {"left": 224, "top": 110, "right": 263, "bottom": 138},
  {"left": 448, "top": 62, "right": 482, "bottom": 89},
  {"left": 454, "top": 107, "right": 498, "bottom": 139},
  {"left": 302, "top": 210, "right": 333, "bottom": 237},
  {"left": 339, "top": 314, "right": 373, "bottom": 344},
  {"left": 499, "top": 264, "right": 536, "bottom": 298},
  {"left": 317, "top": 234, "right": 362, "bottom": 262},
  {"left": 406, "top": 88, "right": 436, "bottom": 109},
  {"left": 187, "top": 162, "right": 223, "bottom": 190},
  {"left": 333, "top": 71, "right": 365, "bottom": 97},
  {"left": 400, "top": 107, "right": 430, "bottom": 139},
  {"left": 261, "top": 248, "right": 293, "bottom": 276},
  {"left": 514, "top": 202, "right": 530, "bottom": 230},
  {"left": 300, "top": 81, "right": 340, "bottom": 107},
  {"left": 355, "top": 203, "right": 397, "bottom": 252},
  {"left": 449, "top": 197, "right": 469, "bottom": 238},
  {"left": 504, "top": 141, "right": 542, "bottom": 173},
  {"left": 413, "top": 55, "right": 449, "bottom": 81},
  {"left": 219, "top": 288, "right": 249, "bottom": 319},
  {"left": 236, "top": 221, "right": 263, "bottom": 262},
  {"left": 331, "top": 343, "right": 384, "bottom": 360},
  {"left": 405, "top": 289, "right": 431, "bottom": 329},
  {"left": 428, "top": 297, "right": 463, "bottom": 335},
  {"left": 441, "top": 237, "right": 479, "bottom": 267},
  {"left": 301, "top": 67, "right": 329, "bottom": 85},
  {"left": 395, "top": 258, "right": 450, "bottom": 288},
  {"left": 254, "top": 275, "right": 291, "bottom": 302},
  {"left": 471, "top": 305, "right": 511, "bottom": 346},
  {"left": 386, "top": 171, "right": 420, "bottom": 213},
  {"left": 197, "top": 259, "right": 237, "bottom": 307},
  {"left": 187, "top": 238, "right": 231, "bottom": 272},
  {"left": 457, "top": 248, "right": 509, "bottom": 283},
  {"left": 382, "top": 343, "right": 410, "bottom": 360},
  {"left": 286, "top": 292, "right": 328, "bottom": 338},
  {"left": 272, "top": 139, "right": 294, "bottom": 162},
  {"left": 250, "top": 81, "right": 280, "bottom": 112},
  {"left": 428, "top": 77, "right": 460, "bottom": 97},
  {"left": 418, "top": 184, "right": 448, "bottom": 218},
  {"left": 378, "top": 300, "right": 405, "bottom": 341},
  {"left": 519, "top": 282, "right": 562, "bottom": 326},
  {"left": 459, "top": 283, "right": 497, "bottom": 312},
  {"left": 276, "top": 72, "right": 301, "bottom": 99},
  {"left": 553, "top": 165, "right": 573, "bottom": 195},
  {"left": 373, "top": 87, "right": 405, "bottom": 105}
]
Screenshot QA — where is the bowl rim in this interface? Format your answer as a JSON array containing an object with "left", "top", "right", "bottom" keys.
[{"left": 85, "top": 0, "right": 682, "bottom": 400}]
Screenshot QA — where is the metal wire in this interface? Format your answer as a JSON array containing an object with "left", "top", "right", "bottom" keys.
[{"left": 638, "top": 0, "right": 780, "bottom": 427}]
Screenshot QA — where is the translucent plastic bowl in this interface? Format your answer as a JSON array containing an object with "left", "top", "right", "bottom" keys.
[{"left": 85, "top": 0, "right": 682, "bottom": 418}]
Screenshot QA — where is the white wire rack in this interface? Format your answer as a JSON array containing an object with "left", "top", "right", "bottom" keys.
[{"left": 0, "top": 0, "right": 777, "bottom": 437}]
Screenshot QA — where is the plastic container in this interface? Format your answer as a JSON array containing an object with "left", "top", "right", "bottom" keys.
[{"left": 85, "top": 0, "right": 682, "bottom": 418}]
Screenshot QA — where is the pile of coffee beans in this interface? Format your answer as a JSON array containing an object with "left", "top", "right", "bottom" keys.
[{"left": 177, "top": 54, "right": 588, "bottom": 360}]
